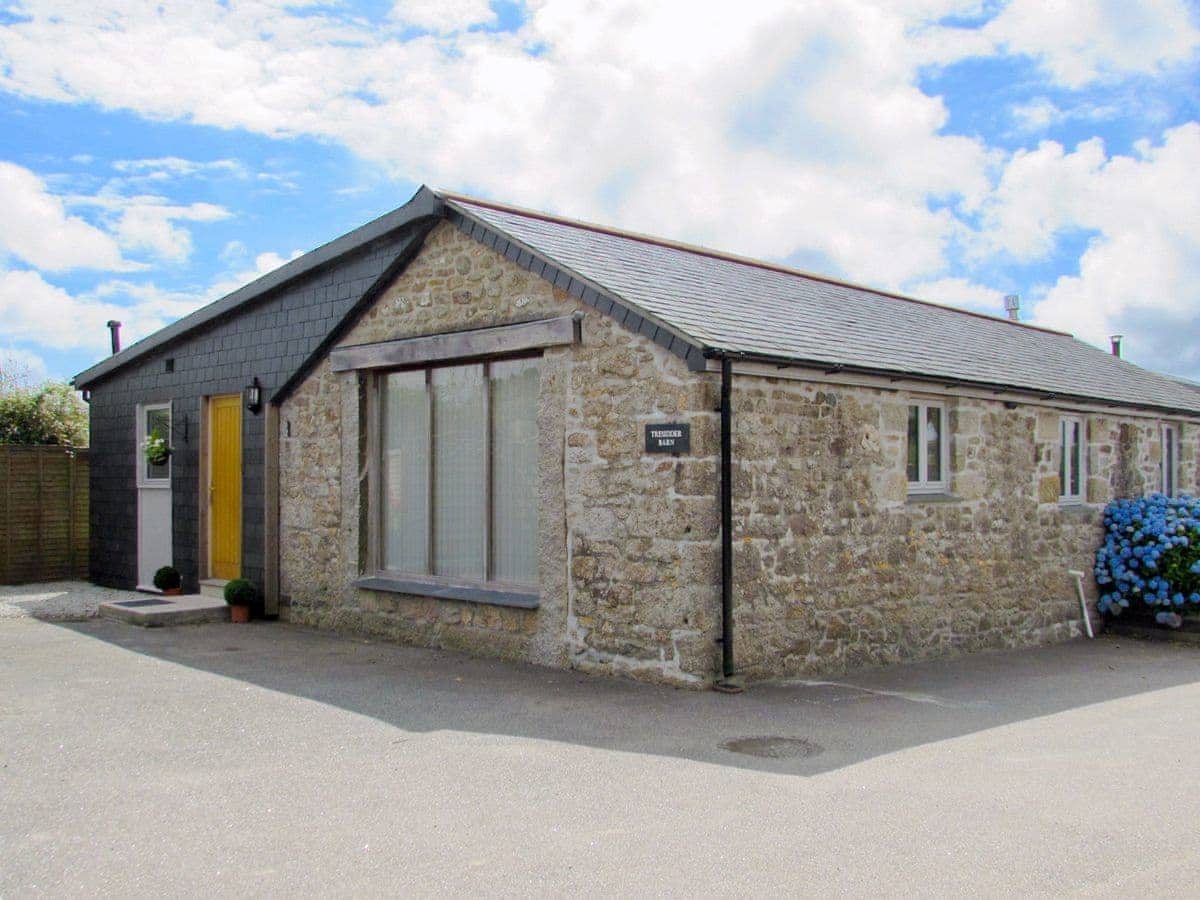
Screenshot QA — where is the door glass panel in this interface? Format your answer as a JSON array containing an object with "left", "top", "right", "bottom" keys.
[{"left": 145, "top": 406, "right": 171, "bottom": 481}]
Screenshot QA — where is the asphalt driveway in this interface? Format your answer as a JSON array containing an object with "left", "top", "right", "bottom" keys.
[{"left": 2, "top": 609, "right": 1198, "bottom": 897}]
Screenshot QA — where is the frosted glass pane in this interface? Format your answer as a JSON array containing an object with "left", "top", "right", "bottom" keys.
[
  {"left": 432, "top": 365, "right": 485, "bottom": 579},
  {"left": 491, "top": 358, "right": 539, "bottom": 584},
  {"left": 382, "top": 371, "right": 429, "bottom": 573}
]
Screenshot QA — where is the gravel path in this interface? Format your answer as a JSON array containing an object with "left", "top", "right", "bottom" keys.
[{"left": 0, "top": 580, "right": 142, "bottom": 621}]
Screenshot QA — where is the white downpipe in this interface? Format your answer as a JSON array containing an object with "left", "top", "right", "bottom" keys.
[{"left": 1069, "top": 570, "right": 1094, "bottom": 639}]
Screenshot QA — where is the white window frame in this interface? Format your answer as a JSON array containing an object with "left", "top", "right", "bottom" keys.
[
  {"left": 1059, "top": 415, "right": 1085, "bottom": 504},
  {"left": 906, "top": 400, "right": 948, "bottom": 495},
  {"left": 136, "top": 401, "right": 172, "bottom": 489},
  {"left": 1162, "top": 424, "right": 1178, "bottom": 496}
]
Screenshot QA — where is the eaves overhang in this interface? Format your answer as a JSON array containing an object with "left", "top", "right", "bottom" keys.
[{"left": 703, "top": 349, "right": 1200, "bottom": 419}]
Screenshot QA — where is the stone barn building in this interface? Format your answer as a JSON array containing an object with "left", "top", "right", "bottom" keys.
[{"left": 76, "top": 187, "right": 1200, "bottom": 687}]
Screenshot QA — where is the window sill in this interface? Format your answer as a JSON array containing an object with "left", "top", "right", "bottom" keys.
[
  {"left": 354, "top": 575, "right": 540, "bottom": 610},
  {"left": 906, "top": 491, "right": 958, "bottom": 504},
  {"left": 1057, "top": 499, "right": 1093, "bottom": 512}
]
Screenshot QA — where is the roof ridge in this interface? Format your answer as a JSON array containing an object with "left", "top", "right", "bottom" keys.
[{"left": 438, "top": 190, "right": 1071, "bottom": 338}]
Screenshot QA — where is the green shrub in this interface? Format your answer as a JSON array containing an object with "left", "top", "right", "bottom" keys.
[
  {"left": 152, "top": 565, "right": 182, "bottom": 591},
  {"left": 0, "top": 380, "right": 89, "bottom": 448},
  {"left": 223, "top": 578, "right": 259, "bottom": 608}
]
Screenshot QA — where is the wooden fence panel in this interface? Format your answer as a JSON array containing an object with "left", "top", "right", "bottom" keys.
[{"left": 0, "top": 446, "right": 89, "bottom": 584}]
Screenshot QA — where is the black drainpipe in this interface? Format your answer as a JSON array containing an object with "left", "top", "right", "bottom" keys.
[{"left": 714, "top": 354, "right": 743, "bottom": 692}]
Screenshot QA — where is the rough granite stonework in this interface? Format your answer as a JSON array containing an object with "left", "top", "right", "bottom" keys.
[
  {"left": 279, "top": 220, "right": 1200, "bottom": 687},
  {"left": 730, "top": 378, "right": 1200, "bottom": 679},
  {"left": 280, "top": 221, "right": 719, "bottom": 684}
]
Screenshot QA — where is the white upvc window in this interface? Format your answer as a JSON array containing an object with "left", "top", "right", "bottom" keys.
[
  {"left": 377, "top": 357, "right": 539, "bottom": 587},
  {"left": 1059, "top": 416, "right": 1085, "bottom": 503},
  {"left": 906, "top": 401, "right": 948, "bottom": 494},
  {"left": 137, "top": 402, "right": 172, "bottom": 486},
  {"left": 1162, "top": 424, "right": 1178, "bottom": 496}
]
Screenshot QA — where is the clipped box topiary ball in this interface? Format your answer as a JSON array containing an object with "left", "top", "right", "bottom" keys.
[
  {"left": 152, "top": 565, "right": 182, "bottom": 591},
  {"left": 223, "top": 578, "right": 260, "bottom": 608}
]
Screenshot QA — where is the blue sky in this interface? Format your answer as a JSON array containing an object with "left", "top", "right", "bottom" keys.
[{"left": 1, "top": 0, "right": 1198, "bottom": 385}]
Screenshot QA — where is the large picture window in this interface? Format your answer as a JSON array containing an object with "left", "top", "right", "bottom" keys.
[
  {"left": 906, "top": 401, "right": 947, "bottom": 494},
  {"left": 379, "top": 357, "right": 539, "bottom": 587}
]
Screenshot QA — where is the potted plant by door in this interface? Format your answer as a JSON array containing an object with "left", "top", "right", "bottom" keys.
[
  {"left": 224, "top": 578, "right": 258, "bottom": 624},
  {"left": 153, "top": 565, "right": 183, "bottom": 596}
]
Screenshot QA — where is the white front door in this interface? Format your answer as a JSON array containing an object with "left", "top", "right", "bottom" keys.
[{"left": 136, "top": 403, "right": 173, "bottom": 590}]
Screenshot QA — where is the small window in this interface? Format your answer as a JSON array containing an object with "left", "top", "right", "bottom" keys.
[
  {"left": 906, "top": 401, "right": 947, "bottom": 494},
  {"left": 1059, "top": 416, "right": 1085, "bottom": 503},
  {"left": 141, "top": 404, "right": 171, "bottom": 483},
  {"left": 1162, "top": 425, "right": 1178, "bottom": 496}
]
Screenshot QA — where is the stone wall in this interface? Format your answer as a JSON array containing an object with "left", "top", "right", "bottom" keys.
[
  {"left": 730, "top": 376, "right": 1200, "bottom": 679},
  {"left": 279, "top": 221, "right": 719, "bottom": 685},
  {"left": 279, "top": 219, "right": 1200, "bottom": 687}
]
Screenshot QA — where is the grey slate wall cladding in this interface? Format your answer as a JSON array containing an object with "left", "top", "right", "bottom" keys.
[{"left": 87, "top": 229, "right": 421, "bottom": 592}]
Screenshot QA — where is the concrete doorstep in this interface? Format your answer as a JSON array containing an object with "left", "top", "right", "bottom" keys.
[{"left": 98, "top": 593, "right": 229, "bottom": 627}]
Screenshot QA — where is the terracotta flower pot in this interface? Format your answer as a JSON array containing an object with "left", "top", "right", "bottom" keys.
[
  {"left": 163, "top": 587, "right": 182, "bottom": 596},
  {"left": 230, "top": 604, "right": 251, "bottom": 623}
]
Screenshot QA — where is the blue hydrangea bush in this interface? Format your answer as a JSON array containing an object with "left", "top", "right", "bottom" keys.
[{"left": 1095, "top": 495, "right": 1200, "bottom": 616}]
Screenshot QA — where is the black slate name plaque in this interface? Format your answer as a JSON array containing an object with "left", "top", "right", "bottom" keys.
[{"left": 645, "top": 423, "right": 690, "bottom": 454}]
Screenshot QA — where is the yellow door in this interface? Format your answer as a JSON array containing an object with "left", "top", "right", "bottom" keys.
[{"left": 209, "top": 395, "right": 242, "bottom": 580}]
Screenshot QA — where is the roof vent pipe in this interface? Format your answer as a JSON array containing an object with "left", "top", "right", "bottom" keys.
[
  {"left": 106, "top": 320, "right": 122, "bottom": 355},
  {"left": 1003, "top": 294, "right": 1020, "bottom": 321},
  {"left": 1110, "top": 334, "right": 1123, "bottom": 357}
]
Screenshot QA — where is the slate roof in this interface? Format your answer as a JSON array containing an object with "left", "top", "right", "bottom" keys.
[
  {"left": 74, "top": 183, "right": 1200, "bottom": 417},
  {"left": 445, "top": 195, "right": 1200, "bottom": 416}
]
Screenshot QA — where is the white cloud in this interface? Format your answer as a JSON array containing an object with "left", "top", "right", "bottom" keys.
[
  {"left": 0, "top": 0, "right": 1197, "bottom": 379},
  {"left": 1010, "top": 97, "right": 1062, "bottom": 132},
  {"left": 112, "top": 156, "right": 248, "bottom": 180},
  {"left": 980, "top": 0, "right": 1200, "bottom": 88},
  {"left": 983, "top": 125, "right": 1200, "bottom": 370},
  {"left": 0, "top": 239, "right": 305, "bottom": 371},
  {"left": 0, "top": 0, "right": 994, "bottom": 288},
  {"left": 112, "top": 198, "right": 231, "bottom": 262},
  {"left": 0, "top": 268, "right": 141, "bottom": 352},
  {"left": 203, "top": 249, "right": 305, "bottom": 301},
  {"left": 388, "top": 0, "right": 495, "bottom": 33},
  {"left": 907, "top": 276, "right": 1006, "bottom": 314},
  {"left": 0, "top": 161, "right": 133, "bottom": 271}
]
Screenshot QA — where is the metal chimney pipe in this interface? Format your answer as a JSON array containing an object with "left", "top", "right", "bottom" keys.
[
  {"left": 1110, "top": 334, "right": 1123, "bottom": 357},
  {"left": 1003, "top": 294, "right": 1021, "bottom": 322},
  {"left": 106, "top": 320, "right": 122, "bottom": 355}
]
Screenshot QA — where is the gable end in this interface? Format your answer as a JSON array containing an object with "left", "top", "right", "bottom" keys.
[{"left": 443, "top": 205, "right": 709, "bottom": 372}]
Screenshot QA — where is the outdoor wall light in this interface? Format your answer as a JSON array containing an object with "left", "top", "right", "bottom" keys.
[{"left": 244, "top": 377, "right": 262, "bottom": 415}]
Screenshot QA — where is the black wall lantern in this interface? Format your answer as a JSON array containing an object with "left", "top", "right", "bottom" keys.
[{"left": 244, "top": 377, "right": 262, "bottom": 415}]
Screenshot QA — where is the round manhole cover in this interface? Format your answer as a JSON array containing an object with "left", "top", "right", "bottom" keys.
[{"left": 720, "top": 736, "right": 823, "bottom": 759}]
